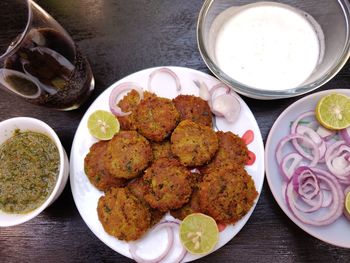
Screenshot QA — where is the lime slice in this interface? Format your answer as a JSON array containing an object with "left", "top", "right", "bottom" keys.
[
  {"left": 345, "top": 191, "right": 350, "bottom": 217},
  {"left": 315, "top": 93, "right": 350, "bottom": 130},
  {"left": 179, "top": 213, "right": 219, "bottom": 255},
  {"left": 87, "top": 110, "right": 120, "bottom": 140}
]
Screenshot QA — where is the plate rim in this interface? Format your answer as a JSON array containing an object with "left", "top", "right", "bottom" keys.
[
  {"left": 70, "top": 66, "right": 265, "bottom": 261},
  {"left": 265, "top": 88, "right": 350, "bottom": 248}
]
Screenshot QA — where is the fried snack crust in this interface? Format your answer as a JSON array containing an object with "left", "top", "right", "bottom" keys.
[
  {"left": 136, "top": 96, "right": 180, "bottom": 142},
  {"left": 117, "top": 90, "right": 156, "bottom": 131},
  {"left": 171, "top": 120, "right": 218, "bottom": 167},
  {"left": 198, "top": 164, "right": 258, "bottom": 224},
  {"left": 84, "top": 141, "right": 127, "bottom": 191},
  {"left": 127, "top": 177, "right": 165, "bottom": 226},
  {"left": 143, "top": 158, "right": 192, "bottom": 212},
  {"left": 201, "top": 131, "right": 249, "bottom": 174},
  {"left": 173, "top": 95, "right": 212, "bottom": 127},
  {"left": 104, "top": 131, "right": 152, "bottom": 179},
  {"left": 170, "top": 187, "right": 201, "bottom": 220},
  {"left": 151, "top": 140, "right": 174, "bottom": 161},
  {"left": 97, "top": 187, "right": 151, "bottom": 241}
]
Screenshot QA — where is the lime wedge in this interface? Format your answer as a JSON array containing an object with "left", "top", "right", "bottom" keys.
[
  {"left": 345, "top": 191, "right": 350, "bottom": 218},
  {"left": 87, "top": 110, "right": 120, "bottom": 140},
  {"left": 179, "top": 213, "right": 219, "bottom": 255},
  {"left": 315, "top": 93, "right": 350, "bottom": 130}
]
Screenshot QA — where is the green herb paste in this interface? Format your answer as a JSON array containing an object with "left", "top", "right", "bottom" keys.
[{"left": 0, "top": 130, "right": 59, "bottom": 213}]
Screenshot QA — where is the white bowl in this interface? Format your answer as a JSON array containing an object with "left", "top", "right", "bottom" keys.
[{"left": 0, "top": 117, "right": 69, "bottom": 227}]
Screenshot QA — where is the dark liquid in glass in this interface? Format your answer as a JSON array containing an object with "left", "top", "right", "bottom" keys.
[{"left": 3, "top": 28, "right": 93, "bottom": 110}]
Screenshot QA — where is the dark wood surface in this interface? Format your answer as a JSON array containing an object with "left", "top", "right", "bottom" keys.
[{"left": 1, "top": 0, "right": 350, "bottom": 262}]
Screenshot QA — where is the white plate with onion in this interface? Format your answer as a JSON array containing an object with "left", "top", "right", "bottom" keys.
[
  {"left": 70, "top": 66, "right": 264, "bottom": 262},
  {"left": 265, "top": 89, "right": 350, "bottom": 248}
]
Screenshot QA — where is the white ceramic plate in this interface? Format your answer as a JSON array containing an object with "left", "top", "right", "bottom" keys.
[
  {"left": 70, "top": 66, "right": 264, "bottom": 262},
  {"left": 265, "top": 89, "right": 350, "bottom": 248}
]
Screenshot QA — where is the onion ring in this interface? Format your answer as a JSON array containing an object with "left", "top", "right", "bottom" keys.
[
  {"left": 148, "top": 68, "right": 181, "bottom": 92},
  {"left": 276, "top": 134, "right": 320, "bottom": 167},
  {"left": 286, "top": 167, "right": 344, "bottom": 226},
  {"left": 109, "top": 82, "right": 144, "bottom": 117}
]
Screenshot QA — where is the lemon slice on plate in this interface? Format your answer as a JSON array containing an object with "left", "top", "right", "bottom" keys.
[
  {"left": 87, "top": 110, "right": 120, "bottom": 140},
  {"left": 179, "top": 213, "right": 219, "bottom": 255},
  {"left": 345, "top": 191, "right": 350, "bottom": 219},
  {"left": 315, "top": 93, "right": 350, "bottom": 130}
]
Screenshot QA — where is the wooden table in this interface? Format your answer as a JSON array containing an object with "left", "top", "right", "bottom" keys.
[{"left": 1, "top": 1, "right": 349, "bottom": 262}]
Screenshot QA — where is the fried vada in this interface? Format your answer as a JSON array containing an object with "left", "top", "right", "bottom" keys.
[
  {"left": 104, "top": 131, "right": 152, "bottom": 179},
  {"left": 97, "top": 187, "right": 151, "bottom": 241},
  {"left": 173, "top": 94, "right": 212, "bottom": 127},
  {"left": 84, "top": 141, "right": 127, "bottom": 191},
  {"left": 171, "top": 120, "right": 218, "bottom": 167},
  {"left": 128, "top": 177, "right": 165, "bottom": 226},
  {"left": 136, "top": 96, "right": 180, "bottom": 142},
  {"left": 198, "top": 164, "right": 258, "bottom": 224},
  {"left": 143, "top": 158, "right": 192, "bottom": 212},
  {"left": 201, "top": 131, "right": 249, "bottom": 174},
  {"left": 117, "top": 90, "right": 156, "bottom": 131}
]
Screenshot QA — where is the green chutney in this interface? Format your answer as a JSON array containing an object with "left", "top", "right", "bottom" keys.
[{"left": 0, "top": 130, "right": 59, "bottom": 213}]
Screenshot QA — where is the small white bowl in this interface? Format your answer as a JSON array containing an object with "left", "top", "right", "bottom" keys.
[{"left": 0, "top": 117, "right": 69, "bottom": 227}]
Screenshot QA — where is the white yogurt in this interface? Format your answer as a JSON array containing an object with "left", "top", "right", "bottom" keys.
[{"left": 212, "top": 2, "right": 324, "bottom": 91}]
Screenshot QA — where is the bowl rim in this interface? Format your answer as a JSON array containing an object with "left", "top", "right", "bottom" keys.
[
  {"left": 0, "top": 117, "right": 65, "bottom": 227},
  {"left": 197, "top": 0, "right": 350, "bottom": 99}
]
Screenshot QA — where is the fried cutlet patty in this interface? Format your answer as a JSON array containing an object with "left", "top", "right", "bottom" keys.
[
  {"left": 136, "top": 96, "right": 180, "bottom": 142},
  {"left": 198, "top": 164, "right": 258, "bottom": 224},
  {"left": 171, "top": 120, "right": 219, "bottom": 167},
  {"left": 97, "top": 187, "right": 151, "bottom": 241},
  {"left": 173, "top": 95, "right": 212, "bottom": 127},
  {"left": 127, "top": 177, "right": 165, "bottom": 226},
  {"left": 201, "top": 131, "right": 249, "bottom": 174},
  {"left": 170, "top": 187, "right": 201, "bottom": 220},
  {"left": 151, "top": 140, "right": 174, "bottom": 161},
  {"left": 117, "top": 90, "right": 156, "bottom": 131},
  {"left": 84, "top": 141, "right": 127, "bottom": 191},
  {"left": 104, "top": 131, "right": 152, "bottom": 179},
  {"left": 143, "top": 158, "right": 192, "bottom": 212}
]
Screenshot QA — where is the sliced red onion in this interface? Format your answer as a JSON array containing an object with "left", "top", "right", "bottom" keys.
[
  {"left": 340, "top": 127, "right": 350, "bottom": 145},
  {"left": 292, "top": 167, "right": 320, "bottom": 200},
  {"left": 286, "top": 167, "right": 344, "bottom": 226},
  {"left": 129, "top": 221, "right": 175, "bottom": 263},
  {"left": 211, "top": 93, "right": 241, "bottom": 123},
  {"left": 297, "top": 194, "right": 323, "bottom": 213},
  {"left": 109, "top": 82, "right": 144, "bottom": 117},
  {"left": 173, "top": 245, "right": 187, "bottom": 263},
  {"left": 193, "top": 80, "right": 210, "bottom": 101},
  {"left": 129, "top": 220, "right": 187, "bottom": 263},
  {"left": 209, "top": 83, "right": 230, "bottom": 97},
  {"left": 343, "top": 185, "right": 350, "bottom": 221},
  {"left": 290, "top": 111, "right": 315, "bottom": 134},
  {"left": 207, "top": 83, "right": 231, "bottom": 117},
  {"left": 321, "top": 189, "right": 333, "bottom": 208},
  {"left": 148, "top": 68, "right": 181, "bottom": 92},
  {"left": 279, "top": 153, "right": 303, "bottom": 181},
  {"left": 293, "top": 125, "right": 326, "bottom": 162},
  {"left": 316, "top": 126, "right": 335, "bottom": 141},
  {"left": 276, "top": 134, "right": 320, "bottom": 167},
  {"left": 291, "top": 167, "right": 323, "bottom": 213},
  {"left": 325, "top": 142, "right": 350, "bottom": 180}
]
